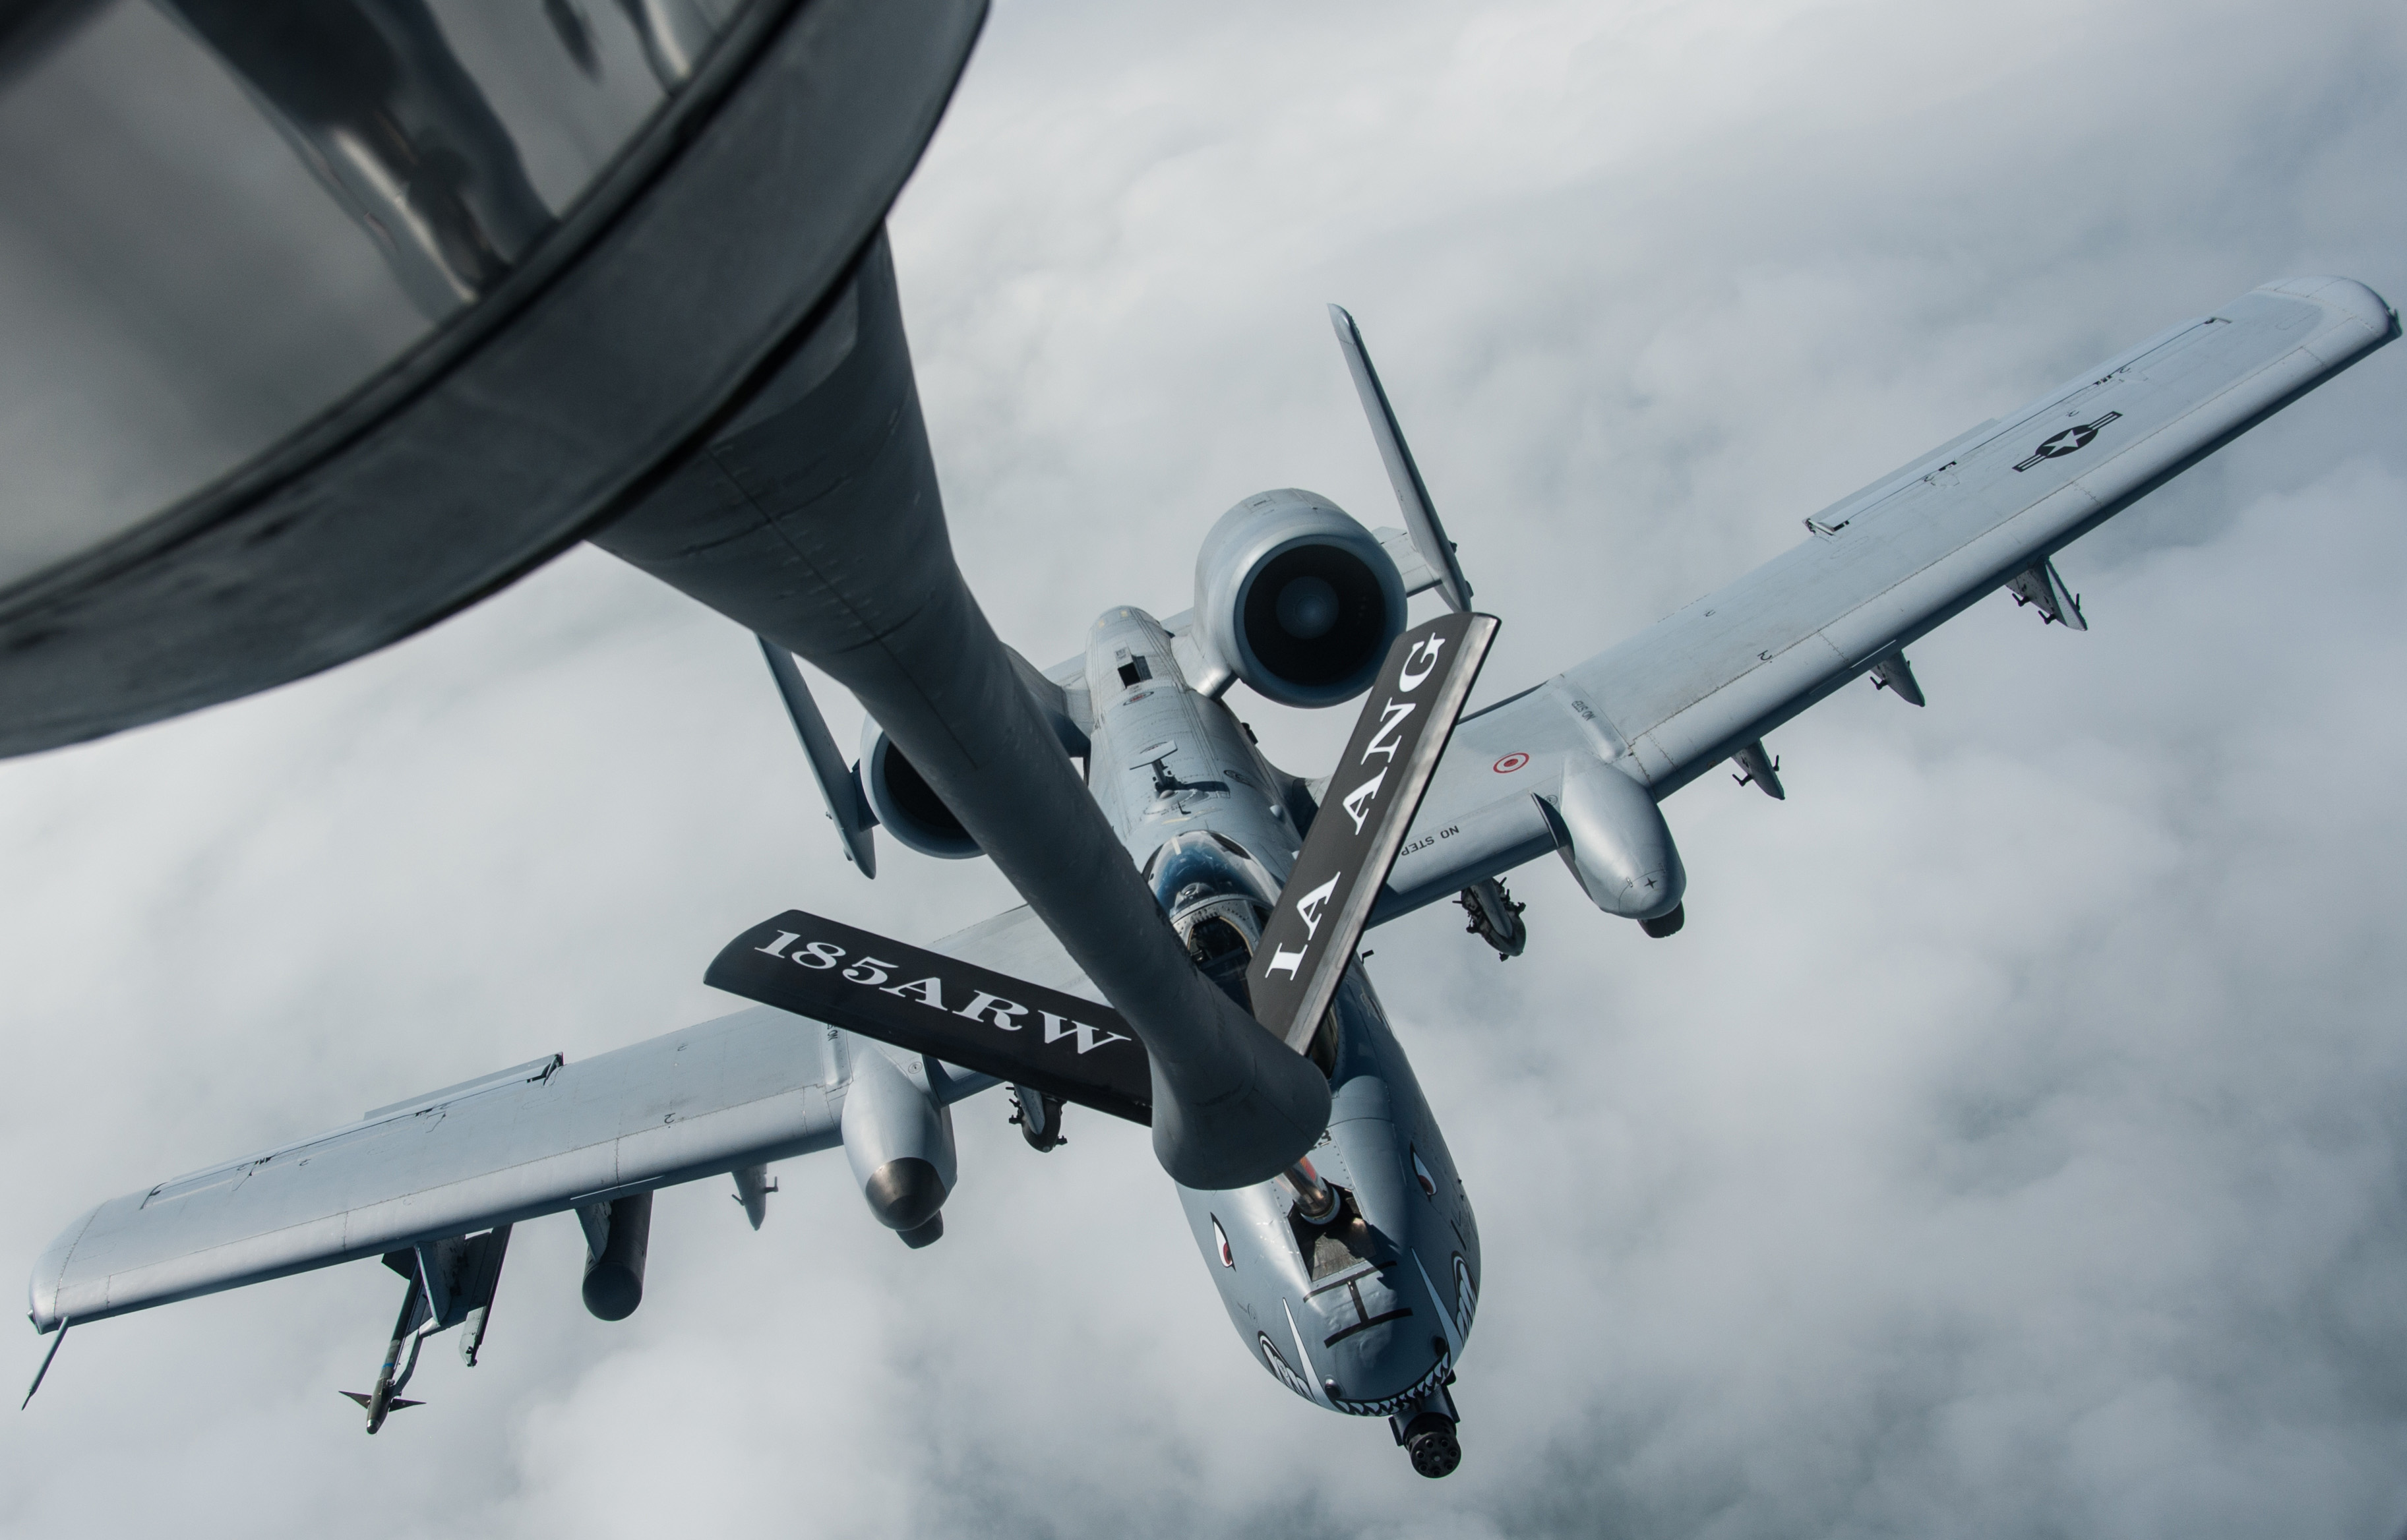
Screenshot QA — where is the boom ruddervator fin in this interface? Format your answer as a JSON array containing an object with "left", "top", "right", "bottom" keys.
[
  {"left": 758, "top": 637, "right": 879, "bottom": 877},
  {"left": 1329, "top": 307, "right": 1533, "bottom": 962},
  {"left": 1247, "top": 610, "right": 1500, "bottom": 1051},
  {"left": 709, "top": 914, "right": 1153, "bottom": 1127},
  {"left": 1329, "top": 305, "right": 1473, "bottom": 612}
]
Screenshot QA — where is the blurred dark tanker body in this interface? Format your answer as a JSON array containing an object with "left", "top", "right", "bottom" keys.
[{"left": 1, "top": 0, "right": 2395, "bottom": 1485}]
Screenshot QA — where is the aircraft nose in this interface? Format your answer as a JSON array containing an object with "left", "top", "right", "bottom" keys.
[{"left": 1289, "top": 1243, "right": 1465, "bottom": 1415}]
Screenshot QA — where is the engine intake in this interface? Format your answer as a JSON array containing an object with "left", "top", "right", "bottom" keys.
[
  {"left": 1195, "top": 490, "right": 1405, "bottom": 708},
  {"left": 859, "top": 717, "right": 981, "bottom": 859}
]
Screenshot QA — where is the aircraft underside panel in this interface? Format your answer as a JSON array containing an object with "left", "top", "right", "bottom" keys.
[{"left": 1376, "top": 277, "right": 2395, "bottom": 919}]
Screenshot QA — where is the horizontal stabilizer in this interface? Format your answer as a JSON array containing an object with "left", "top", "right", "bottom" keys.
[{"left": 706, "top": 912, "right": 1152, "bottom": 1125}]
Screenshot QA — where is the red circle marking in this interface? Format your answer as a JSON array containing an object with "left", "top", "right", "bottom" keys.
[{"left": 1493, "top": 752, "right": 1529, "bottom": 774}]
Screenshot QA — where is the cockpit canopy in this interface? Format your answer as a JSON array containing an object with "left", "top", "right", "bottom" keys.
[{"left": 1146, "top": 829, "right": 1282, "bottom": 1012}]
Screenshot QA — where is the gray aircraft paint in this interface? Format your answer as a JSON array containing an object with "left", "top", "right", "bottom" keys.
[
  {"left": 594, "top": 229, "right": 1331, "bottom": 1193},
  {"left": 1076, "top": 599, "right": 1481, "bottom": 1419},
  {"left": 1375, "top": 277, "right": 2398, "bottom": 921},
  {"left": 26, "top": 274, "right": 2396, "bottom": 1448}
]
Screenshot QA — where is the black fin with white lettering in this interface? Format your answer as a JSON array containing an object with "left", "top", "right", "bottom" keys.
[
  {"left": 1247, "top": 611, "right": 1500, "bottom": 1051},
  {"left": 706, "top": 911, "right": 1152, "bottom": 1124}
]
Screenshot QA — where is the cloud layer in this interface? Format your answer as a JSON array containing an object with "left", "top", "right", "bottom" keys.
[{"left": 5, "top": 1, "right": 2407, "bottom": 1535}]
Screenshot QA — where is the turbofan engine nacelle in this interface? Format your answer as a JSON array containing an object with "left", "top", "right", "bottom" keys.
[
  {"left": 841, "top": 1044, "right": 958, "bottom": 1248},
  {"left": 859, "top": 717, "right": 981, "bottom": 860},
  {"left": 1195, "top": 489, "right": 1407, "bottom": 709},
  {"left": 1542, "top": 761, "right": 1687, "bottom": 922}
]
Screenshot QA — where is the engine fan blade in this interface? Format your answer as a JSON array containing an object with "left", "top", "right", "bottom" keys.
[
  {"left": 1328, "top": 304, "right": 1472, "bottom": 612},
  {"left": 758, "top": 637, "right": 879, "bottom": 877}
]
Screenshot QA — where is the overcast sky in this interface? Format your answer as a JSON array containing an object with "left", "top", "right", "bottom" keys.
[{"left": 7, "top": 1, "right": 2407, "bottom": 1535}]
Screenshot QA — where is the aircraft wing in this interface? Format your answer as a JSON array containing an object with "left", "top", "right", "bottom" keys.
[
  {"left": 1376, "top": 276, "right": 2397, "bottom": 918},
  {"left": 27, "top": 908, "right": 1091, "bottom": 1334}
]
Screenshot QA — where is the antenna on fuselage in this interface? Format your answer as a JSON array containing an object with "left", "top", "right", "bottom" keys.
[{"left": 1328, "top": 305, "right": 1471, "bottom": 612}]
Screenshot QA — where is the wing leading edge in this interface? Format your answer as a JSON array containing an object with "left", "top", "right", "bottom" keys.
[
  {"left": 1377, "top": 276, "right": 2396, "bottom": 918},
  {"left": 27, "top": 907, "right": 1097, "bottom": 1335}
]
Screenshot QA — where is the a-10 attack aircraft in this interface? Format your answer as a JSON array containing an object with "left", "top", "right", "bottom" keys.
[{"left": 22, "top": 251, "right": 2396, "bottom": 1477}]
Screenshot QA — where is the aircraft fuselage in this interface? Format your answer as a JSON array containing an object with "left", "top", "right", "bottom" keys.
[{"left": 1080, "top": 607, "right": 1478, "bottom": 1441}]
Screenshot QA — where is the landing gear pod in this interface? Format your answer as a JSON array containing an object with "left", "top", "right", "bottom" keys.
[
  {"left": 841, "top": 1044, "right": 957, "bottom": 1245},
  {"left": 578, "top": 1193, "right": 652, "bottom": 1322},
  {"left": 1536, "top": 760, "right": 1686, "bottom": 922}
]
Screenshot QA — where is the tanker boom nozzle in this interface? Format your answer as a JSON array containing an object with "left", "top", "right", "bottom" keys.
[
  {"left": 1282, "top": 1157, "right": 1341, "bottom": 1224},
  {"left": 1142, "top": 988, "right": 1334, "bottom": 1188}
]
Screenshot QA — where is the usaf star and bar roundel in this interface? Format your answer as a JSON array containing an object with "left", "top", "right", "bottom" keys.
[{"left": 2014, "top": 409, "right": 2122, "bottom": 472}]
